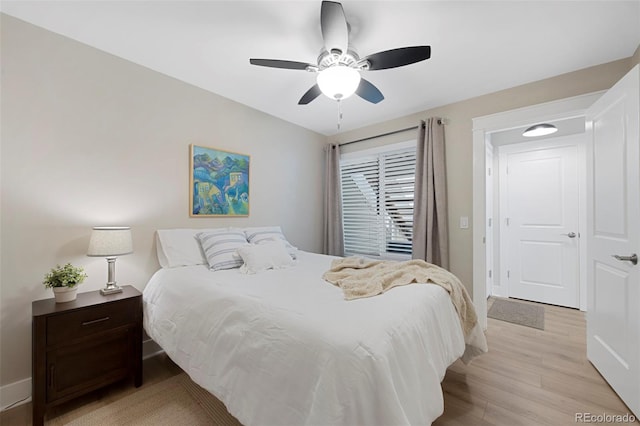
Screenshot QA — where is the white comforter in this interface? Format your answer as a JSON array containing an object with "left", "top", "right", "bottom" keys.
[{"left": 143, "top": 251, "right": 479, "bottom": 426}]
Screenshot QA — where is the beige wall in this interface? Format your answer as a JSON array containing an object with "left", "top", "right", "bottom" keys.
[
  {"left": 331, "top": 57, "right": 636, "bottom": 293},
  {"left": 0, "top": 15, "right": 326, "bottom": 388}
]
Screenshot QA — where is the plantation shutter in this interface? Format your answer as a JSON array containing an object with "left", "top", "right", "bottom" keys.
[
  {"left": 340, "top": 146, "right": 415, "bottom": 258},
  {"left": 341, "top": 156, "right": 382, "bottom": 257},
  {"left": 382, "top": 150, "right": 415, "bottom": 256}
]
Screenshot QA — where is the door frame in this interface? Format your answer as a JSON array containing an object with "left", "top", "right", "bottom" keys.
[
  {"left": 485, "top": 143, "right": 494, "bottom": 298},
  {"left": 496, "top": 136, "right": 586, "bottom": 307},
  {"left": 472, "top": 91, "right": 603, "bottom": 330}
]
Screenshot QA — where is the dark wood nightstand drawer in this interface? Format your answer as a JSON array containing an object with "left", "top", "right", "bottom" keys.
[{"left": 46, "top": 298, "right": 137, "bottom": 346}]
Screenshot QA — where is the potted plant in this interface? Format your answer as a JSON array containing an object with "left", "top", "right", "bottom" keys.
[{"left": 43, "top": 263, "right": 87, "bottom": 303}]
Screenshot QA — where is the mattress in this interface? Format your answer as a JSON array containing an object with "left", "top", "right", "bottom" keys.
[{"left": 143, "top": 251, "right": 481, "bottom": 426}]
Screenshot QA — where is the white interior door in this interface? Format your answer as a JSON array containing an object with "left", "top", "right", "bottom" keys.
[
  {"left": 500, "top": 136, "right": 581, "bottom": 308},
  {"left": 586, "top": 64, "right": 640, "bottom": 417}
]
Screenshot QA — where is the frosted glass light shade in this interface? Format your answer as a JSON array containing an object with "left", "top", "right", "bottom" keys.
[
  {"left": 87, "top": 226, "right": 133, "bottom": 257},
  {"left": 523, "top": 123, "right": 558, "bottom": 137},
  {"left": 317, "top": 66, "right": 361, "bottom": 100}
]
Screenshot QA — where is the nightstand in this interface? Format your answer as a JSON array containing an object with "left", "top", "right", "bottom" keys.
[{"left": 32, "top": 286, "right": 142, "bottom": 426}]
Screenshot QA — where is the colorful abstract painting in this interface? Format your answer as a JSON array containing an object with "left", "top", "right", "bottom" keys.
[{"left": 190, "top": 145, "right": 250, "bottom": 216}]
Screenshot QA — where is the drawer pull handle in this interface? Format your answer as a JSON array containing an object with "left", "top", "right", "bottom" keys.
[{"left": 82, "top": 316, "right": 110, "bottom": 326}]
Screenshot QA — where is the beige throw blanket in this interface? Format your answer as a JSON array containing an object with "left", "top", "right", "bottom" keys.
[{"left": 323, "top": 256, "right": 477, "bottom": 339}]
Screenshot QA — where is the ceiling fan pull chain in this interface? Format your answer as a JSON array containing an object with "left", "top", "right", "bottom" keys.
[{"left": 337, "top": 100, "right": 343, "bottom": 131}]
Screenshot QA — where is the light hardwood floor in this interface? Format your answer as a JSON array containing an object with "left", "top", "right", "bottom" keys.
[
  {"left": 435, "top": 299, "right": 638, "bottom": 425},
  {"left": 1, "top": 298, "right": 637, "bottom": 425}
]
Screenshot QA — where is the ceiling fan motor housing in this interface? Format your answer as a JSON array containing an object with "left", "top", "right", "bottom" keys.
[{"left": 317, "top": 50, "right": 367, "bottom": 72}]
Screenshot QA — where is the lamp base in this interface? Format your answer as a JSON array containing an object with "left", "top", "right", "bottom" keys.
[{"left": 100, "top": 285, "right": 123, "bottom": 296}]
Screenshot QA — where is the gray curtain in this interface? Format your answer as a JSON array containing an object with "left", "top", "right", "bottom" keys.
[
  {"left": 323, "top": 143, "right": 344, "bottom": 256},
  {"left": 412, "top": 118, "right": 449, "bottom": 269}
]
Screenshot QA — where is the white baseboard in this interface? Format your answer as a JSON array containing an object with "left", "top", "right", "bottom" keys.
[
  {"left": 0, "top": 377, "right": 31, "bottom": 411},
  {"left": 0, "top": 340, "right": 163, "bottom": 412}
]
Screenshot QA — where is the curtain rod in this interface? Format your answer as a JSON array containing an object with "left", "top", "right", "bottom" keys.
[{"left": 338, "top": 119, "right": 444, "bottom": 147}]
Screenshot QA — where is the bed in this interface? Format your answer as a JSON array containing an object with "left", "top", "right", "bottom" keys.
[{"left": 143, "top": 228, "right": 487, "bottom": 426}]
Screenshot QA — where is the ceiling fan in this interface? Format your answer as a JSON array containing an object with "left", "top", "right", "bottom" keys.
[{"left": 249, "top": 1, "right": 431, "bottom": 105}]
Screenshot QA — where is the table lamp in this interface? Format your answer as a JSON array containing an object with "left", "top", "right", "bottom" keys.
[{"left": 87, "top": 226, "right": 133, "bottom": 295}]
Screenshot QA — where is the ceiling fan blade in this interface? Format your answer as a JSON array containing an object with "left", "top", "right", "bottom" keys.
[
  {"left": 321, "top": 1, "right": 349, "bottom": 54},
  {"left": 250, "top": 59, "right": 312, "bottom": 70},
  {"left": 356, "top": 78, "right": 384, "bottom": 104},
  {"left": 298, "top": 84, "right": 322, "bottom": 105},
  {"left": 363, "top": 46, "right": 431, "bottom": 71}
]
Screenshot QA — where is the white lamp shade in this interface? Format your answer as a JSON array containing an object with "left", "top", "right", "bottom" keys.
[
  {"left": 317, "top": 66, "right": 361, "bottom": 100},
  {"left": 87, "top": 226, "right": 133, "bottom": 257}
]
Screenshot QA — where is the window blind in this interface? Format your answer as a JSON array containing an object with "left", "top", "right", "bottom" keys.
[{"left": 340, "top": 146, "right": 416, "bottom": 259}]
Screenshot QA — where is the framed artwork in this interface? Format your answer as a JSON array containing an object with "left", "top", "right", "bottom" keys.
[{"left": 189, "top": 144, "right": 250, "bottom": 217}]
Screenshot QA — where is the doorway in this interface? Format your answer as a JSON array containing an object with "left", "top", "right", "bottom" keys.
[
  {"left": 474, "top": 67, "right": 640, "bottom": 416},
  {"left": 472, "top": 92, "right": 603, "bottom": 329}
]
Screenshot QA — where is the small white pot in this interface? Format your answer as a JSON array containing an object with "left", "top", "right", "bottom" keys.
[{"left": 52, "top": 286, "right": 78, "bottom": 303}]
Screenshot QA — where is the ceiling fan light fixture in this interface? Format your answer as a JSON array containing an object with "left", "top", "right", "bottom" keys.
[
  {"left": 249, "top": 1, "right": 431, "bottom": 105},
  {"left": 523, "top": 123, "right": 558, "bottom": 137},
  {"left": 317, "top": 66, "right": 361, "bottom": 100}
]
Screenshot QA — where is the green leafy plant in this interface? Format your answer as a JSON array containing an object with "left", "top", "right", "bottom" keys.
[{"left": 43, "top": 263, "right": 87, "bottom": 289}]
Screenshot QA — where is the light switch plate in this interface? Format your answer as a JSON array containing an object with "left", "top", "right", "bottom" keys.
[{"left": 459, "top": 216, "right": 469, "bottom": 229}]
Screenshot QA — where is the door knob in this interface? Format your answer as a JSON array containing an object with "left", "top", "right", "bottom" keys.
[
  {"left": 564, "top": 232, "right": 577, "bottom": 238},
  {"left": 612, "top": 253, "right": 638, "bottom": 265}
]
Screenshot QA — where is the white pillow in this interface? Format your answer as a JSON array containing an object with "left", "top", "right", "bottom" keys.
[
  {"left": 156, "top": 229, "right": 208, "bottom": 268},
  {"left": 236, "top": 239, "right": 296, "bottom": 274},
  {"left": 197, "top": 228, "right": 247, "bottom": 271},
  {"left": 243, "top": 226, "right": 298, "bottom": 259}
]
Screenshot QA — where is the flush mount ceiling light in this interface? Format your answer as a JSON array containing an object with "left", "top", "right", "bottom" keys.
[
  {"left": 316, "top": 65, "right": 361, "bottom": 100},
  {"left": 523, "top": 123, "right": 558, "bottom": 137}
]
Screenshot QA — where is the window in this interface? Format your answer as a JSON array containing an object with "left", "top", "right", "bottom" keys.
[{"left": 340, "top": 143, "right": 416, "bottom": 259}]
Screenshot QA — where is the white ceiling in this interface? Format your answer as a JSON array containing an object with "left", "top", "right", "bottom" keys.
[{"left": 2, "top": 1, "right": 639, "bottom": 135}]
